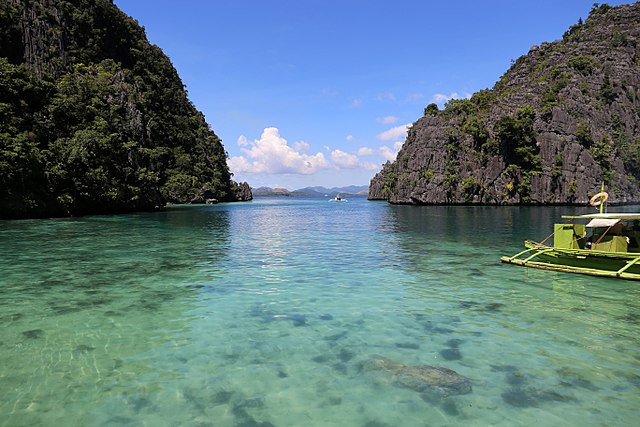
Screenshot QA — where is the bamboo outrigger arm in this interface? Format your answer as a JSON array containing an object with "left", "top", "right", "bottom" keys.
[
  {"left": 501, "top": 251, "right": 640, "bottom": 281},
  {"left": 501, "top": 255, "right": 640, "bottom": 280},
  {"left": 616, "top": 255, "right": 640, "bottom": 277},
  {"left": 503, "top": 246, "right": 542, "bottom": 262}
]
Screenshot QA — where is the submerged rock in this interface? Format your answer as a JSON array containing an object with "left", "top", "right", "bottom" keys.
[
  {"left": 502, "top": 386, "right": 576, "bottom": 408},
  {"left": 22, "top": 329, "right": 44, "bottom": 339},
  {"left": 284, "top": 314, "right": 307, "bottom": 326},
  {"left": 363, "top": 356, "right": 472, "bottom": 396},
  {"left": 446, "top": 338, "right": 464, "bottom": 348},
  {"left": 440, "top": 348, "right": 462, "bottom": 361}
]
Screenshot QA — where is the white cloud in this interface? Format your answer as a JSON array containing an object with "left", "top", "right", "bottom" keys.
[
  {"left": 357, "top": 147, "right": 373, "bottom": 156},
  {"left": 361, "top": 161, "right": 381, "bottom": 171},
  {"left": 431, "top": 92, "right": 472, "bottom": 104},
  {"left": 229, "top": 128, "right": 383, "bottom": 178},
  {"left": 228, "top": 127, "right": 329, "bottom": 175},
  {"left": 292, "top": 140, "right": 310, "bottom": 152},
  {"left": 377, "top": 116, "right": 398, "bottom": 124},
  {"left": 379, "top": 146, "right": 397, "bottom": 162},
  {"left": 331, "top": 150, "right": 359, "bottom": 169},
  {"left": 379, "top": 141, "right": 404, "bottom": 162},
  {"left": 330, "top": 149, "right": 379, "bottom": 171},
  {"left": 237, "top": 135, "right": 250, "bottom": 147},
  {"left": 432, "top": 93, "right": 456, "bottom": 103},
  {"left": 346, "top": 135, "right": 354, "bottom": 142},
  {"left": 350, "top": 98, "right": 363, "bottom": 108},
  {"left": 376, "top": 123, "right": 411, "bottom": 142}
]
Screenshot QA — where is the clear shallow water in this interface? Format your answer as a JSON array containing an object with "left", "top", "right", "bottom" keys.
[{"left": 1, "top": 198, "right": 640, "bottom": 427}]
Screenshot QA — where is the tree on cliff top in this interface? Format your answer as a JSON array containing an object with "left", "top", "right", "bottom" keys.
[{"left": 1, "top": 0, "right": 245, "bottom": 219}]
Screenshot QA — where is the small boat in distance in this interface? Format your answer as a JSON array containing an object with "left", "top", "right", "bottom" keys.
[
  {"left": 330, "top": 194, "right": 347, "bottom": 202},
  {"left": 501, "top": 188, "right": 640, "bottom": 280}
]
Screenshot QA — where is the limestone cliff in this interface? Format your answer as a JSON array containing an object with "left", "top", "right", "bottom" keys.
[
  {"left": 1, "top": 0, "right": 251, "bottom": 219},
  {"left": 369, "top": 3, "right": 640, "bottom": 205}
]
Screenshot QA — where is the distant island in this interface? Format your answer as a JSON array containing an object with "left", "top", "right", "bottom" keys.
[
  {"left": 369, "top": 3, "right": 640, "bottom": 205},
  {"left": 253, "top": 185, "right": 368, "bottom": 197}
]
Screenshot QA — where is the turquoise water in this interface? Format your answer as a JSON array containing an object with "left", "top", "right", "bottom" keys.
[{"left": 1, "top": 198, "right": 640, "bottom": 427}]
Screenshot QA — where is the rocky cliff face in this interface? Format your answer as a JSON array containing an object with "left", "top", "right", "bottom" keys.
[
  {"left": 232, "top": 182, "right": 253, "bottom": 201},
  {"left": 369, "top": 3, "right": 640, "bottom": 205},
  {"left": 1, "top": 0, "right": 251, "bottom": 219}
]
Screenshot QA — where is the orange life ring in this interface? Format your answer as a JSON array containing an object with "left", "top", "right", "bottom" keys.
[{"left": 589, "top": 191, "right": 609, "bottom": 206}]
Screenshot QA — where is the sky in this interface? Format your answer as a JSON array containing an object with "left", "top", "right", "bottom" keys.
[{"left": 113, "top": 0, "right": 630, "bottom": 190}]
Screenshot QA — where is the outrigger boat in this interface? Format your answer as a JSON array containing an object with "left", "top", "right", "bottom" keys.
[{"left": 501, "top": 189, "right": 640, "bottom": 280}]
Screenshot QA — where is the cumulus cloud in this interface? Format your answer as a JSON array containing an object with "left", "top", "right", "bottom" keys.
[
  {"left": 330, "top": 150, "right": 359, "bottom": 169},
  {"left": 379, "top": 141, "right": 404, "bottom": 162},
  {"left": 237, "top": 135, "right": 250, "bottom": 147},
  {"left": 357, "top": 147, "right": 373, "bottom": 156},
  {"left": 228, "top": 127, "right": 329, "bottom": 175},
  {"left": 376, "top": 123, "right": 411, "bottom": 142},
  {"left": 379, "top": 146, "right": 397, "bottom": 162},
  {"left": 346, "top": 135, "right": 354, "bottom": 142},
  {"left": 431, "top": 92, "right": 472, "bottom": 104},
  {"left": 228, "top": 128, "right": 382, "bottom": 177},
  {"left": 361, "top": 161, "right": 382, "bottom": 171},
  {"left": 292, "top": 140, "right": 310, "bottom": 152},
  {"left": 330, "top": 149, "right": 379, "bottom": 171},
  {"left": 377, "top": 116, "right": 398, "bottom": 124},
  {"left": 376, "top": 124, "right": 409, "bottom": 162}
]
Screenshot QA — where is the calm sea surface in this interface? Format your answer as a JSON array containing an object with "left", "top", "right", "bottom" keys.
[{"left": 1, "top": 197, "right": 639, "bottom": 427}]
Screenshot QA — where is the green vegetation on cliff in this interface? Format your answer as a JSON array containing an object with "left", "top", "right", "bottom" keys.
[
  {"left": 369, "top": 2, "right": 640, "bottom": 205},
  {"left": 1, "top": 0, "right": 249, "bottom": 219}
]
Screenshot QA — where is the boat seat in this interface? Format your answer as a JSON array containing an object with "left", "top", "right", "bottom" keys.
[{"left": 592, "top": 235, "right": 628, "bottom": 253}]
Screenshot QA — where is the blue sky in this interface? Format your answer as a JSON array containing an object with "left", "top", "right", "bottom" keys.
[{"left": 113, "top": 0, "right": 629, "bottom": 190}]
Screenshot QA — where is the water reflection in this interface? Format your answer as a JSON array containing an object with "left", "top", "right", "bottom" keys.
[
  {"left": 386, "top": 205, "right": 598, "bottom": 248},
  {"left": 2, "top": 201, "right": 640, "bottom": 426}
]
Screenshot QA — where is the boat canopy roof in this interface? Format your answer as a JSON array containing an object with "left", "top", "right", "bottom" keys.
[
  {"left": 562, "top": 213, "right": 640, "bottom": 220},
  {"left": 586, "top": 218, "right": 621, "bottom": 228}
]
